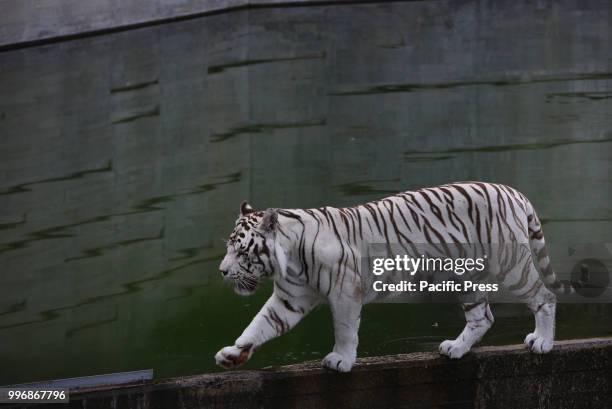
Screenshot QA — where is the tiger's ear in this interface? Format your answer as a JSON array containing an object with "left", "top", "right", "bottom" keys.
[
  {"left": 260, "top": 209, "right": 278, "bottom": 233},
  {"left": 240, "top": 201, "right": 254, "bottom": 216}
]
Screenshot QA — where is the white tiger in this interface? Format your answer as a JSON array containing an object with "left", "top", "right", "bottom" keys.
[{"left": 215, "top": 182, "right": 575, "bottom": 372}]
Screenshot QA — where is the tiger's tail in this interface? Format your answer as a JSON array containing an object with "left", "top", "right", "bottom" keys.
[{"left": 525, "top": 200, "right": 577, "bottom": 295}]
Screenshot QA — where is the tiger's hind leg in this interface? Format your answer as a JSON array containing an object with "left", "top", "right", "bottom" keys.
[
  {"left": 524, "top": 284, "right": 556, "bottom": 354},
  {"left": 496, "top": 242, "right": 557, "bottom": 354},
  {"left": 503, "top": 260, "right": 556, "bottom": 354},
  {"left": 439, "top": 298, "right": 494, "bottom": 359}
]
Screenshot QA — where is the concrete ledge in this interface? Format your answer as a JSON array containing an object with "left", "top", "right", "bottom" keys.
[
  {"left": 0, "top": 0, "right": 406, "bottom": 50},
  {"left": 33, "top": 338, "right": 612, "bottom": 408}
]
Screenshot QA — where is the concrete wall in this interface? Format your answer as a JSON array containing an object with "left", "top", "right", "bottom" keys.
[
  {"left": 17, "top": 338, "right": 610, "bottom": 409},
  {"left": 0, "top": 0, "right": 352, "bottom": 49}
]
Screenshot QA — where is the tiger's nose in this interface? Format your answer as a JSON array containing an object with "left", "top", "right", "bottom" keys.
[{"left": 220, "top": 270, "right": 228, "bottom": 277}]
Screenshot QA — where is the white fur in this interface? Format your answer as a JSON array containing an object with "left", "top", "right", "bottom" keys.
[
  {"left": 216, "top": 184, "right": 561, "bottom": 372},
  {"left": 274, "top": 238, "right": 288, "bottom": 279}
]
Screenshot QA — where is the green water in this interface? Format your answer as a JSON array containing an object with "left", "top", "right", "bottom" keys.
[{"left": 1, "top": 2, "right": 612, "bottom": 385}]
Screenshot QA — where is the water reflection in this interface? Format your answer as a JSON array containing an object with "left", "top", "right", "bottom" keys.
[{"left": 1, "top": 2, "right": 611, "bottom": 384}]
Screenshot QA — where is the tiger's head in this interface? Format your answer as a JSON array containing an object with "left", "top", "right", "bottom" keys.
[{"left": 219, "top": 202, "right": 280, "bottom": 295}]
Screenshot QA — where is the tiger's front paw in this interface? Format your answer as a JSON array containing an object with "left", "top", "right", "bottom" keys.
[
  {"left": 215, "top": 344, "right": 253, "bottom": 369},
  {"left": 322, "top": 352, "right": 354, "bottom": 373},
  {"left": 439, "top": 339, "right": 470, "bottom": 359},
  {"left": 524, "top": 333, "right": 553, "bottom": 354}
]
